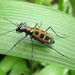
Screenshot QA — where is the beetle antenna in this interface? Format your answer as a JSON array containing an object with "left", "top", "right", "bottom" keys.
[
  {"left": 0, "top": 29, "right": 16, "bottom": 36},
  {"left": 42, "top": 43, "right": 74, "bottom": 63},
  {"left": 3, "top": 18, "right": 18, "bottom": 27},
  {"left": 30, "top": 38, "right": 33, "bottom": 74}
]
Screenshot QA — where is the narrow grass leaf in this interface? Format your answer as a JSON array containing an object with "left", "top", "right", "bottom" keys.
[{"left": 0, "top": 0, "right": 75, "bottom": 70}]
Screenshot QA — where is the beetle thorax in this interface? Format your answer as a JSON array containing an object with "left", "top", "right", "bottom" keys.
[{"left": 16, "top": 23, "right": 34, "bottom": 34}]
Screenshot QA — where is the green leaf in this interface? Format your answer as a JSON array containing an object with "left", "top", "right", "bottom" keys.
[
  {"left": 71, "top": 0, "right": 75, "bottom": 17},
  {"left": 38, "top": 65, "right": 63, "bottom": 75},
  {"left": 0, "top": 68, "right": 6, "bottom": 75},
  {"left": 71, "top": 70, "right": 75, "bottom": 75},
  {"left": 63, "top": 0, "right": 73, "bottom": 15},
  {"left": 0, "top": 0, "right": 75, "bottom": 71},
  {"left": 58, "top": 0, "right": 63, "bottom": 11},
  {"left": 63, "top": 69, "right": 69, "bottom": 75},
  {"left": 0, "top": 56, "right": 18, "bottom": 73},
  {"left": 9, "top": 59, "right": 29, "bottom": 75},
  {"left": 35, "top": 0, "right": 44, "bottom": 5}
]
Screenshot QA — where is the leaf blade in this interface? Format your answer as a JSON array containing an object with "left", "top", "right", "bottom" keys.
[{"left": 0, "top": 1, "right": 75, "bottom": 70}]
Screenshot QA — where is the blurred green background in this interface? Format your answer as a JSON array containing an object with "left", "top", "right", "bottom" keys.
[{"left": 0, "top": 0, "right": 75, "bottom": 75}]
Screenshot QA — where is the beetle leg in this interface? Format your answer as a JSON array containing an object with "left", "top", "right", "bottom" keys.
[
  {"left": 4, "top": 34, "right": 28, "bottom": 54},
  {"left": 30, "top": 37, "right": 33, "bottom": 74},
  {"left": 34, "top": 22, "right": 42, "bottom": 28},
  {"left": 24, "top": 22, "right": 27, "bottom": 26},
  {"left": 45, "top": 27, "right": 65, "bottom": 38}
]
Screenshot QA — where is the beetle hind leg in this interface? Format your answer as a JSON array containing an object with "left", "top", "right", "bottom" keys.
[{"left": 45, "top": 27, "right": 65, "bottom": 38}]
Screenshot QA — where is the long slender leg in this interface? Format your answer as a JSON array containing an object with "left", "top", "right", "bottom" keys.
[
  {"left": 34, "top": 23, "right": 39, "bottom": 27},
  {"left": 39, "top": 22, "right": 42, "bottom": 28},
  {"left": 42, "top": 42, "right": 74, "bottom": 62},
  {"left": 5, "top": 34, "right": 28, "bottom": 54},
  {"left": 30, "top": 38, "right": 33, "bottom": 74},
  {"left": 45, "top": 27, "right": 65, "bottom": 38},
  {"left": 24, "top": 22, "right": 27, "bottom": 26},
  {"left": 3, "top": 18, "right": 18, "bottom": 27},
  {"left": 34, "top": 22, "right": 42, "bottom": 28}
]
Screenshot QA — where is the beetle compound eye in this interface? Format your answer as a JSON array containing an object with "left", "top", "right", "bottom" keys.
[
  {"left": 16, "top": 28, "right": 19, "bottom": 31},
  {"left": 16, "top": 28, "right": 21, "bottom": 33}
]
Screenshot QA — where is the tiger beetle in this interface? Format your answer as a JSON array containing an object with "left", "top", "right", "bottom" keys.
[{"left": 0, "top": 18, "right": 74, "bottom": 74}]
